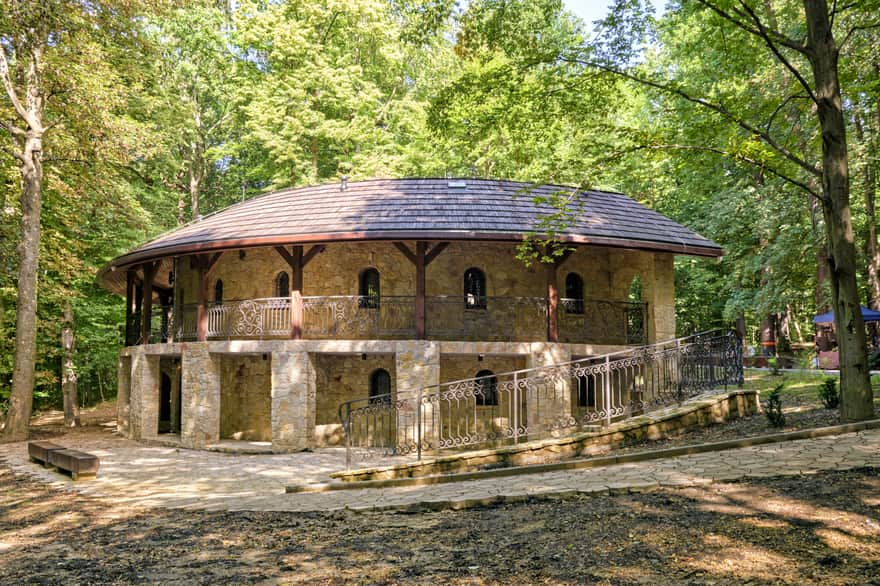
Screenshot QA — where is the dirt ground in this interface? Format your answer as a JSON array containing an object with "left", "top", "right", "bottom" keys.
[
  {"left": 3, "top": 389, "right": 880, "bottom": 584},
  {"left": 1, "top": 463, "right": 879, "bottom": 585}
]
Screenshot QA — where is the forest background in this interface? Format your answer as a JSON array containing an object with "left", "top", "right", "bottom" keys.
[{"left": 2, "top": 0, "right": 879, "bottom": 414}]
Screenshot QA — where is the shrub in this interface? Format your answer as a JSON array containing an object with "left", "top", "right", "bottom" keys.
[
  {"left": 763, "top": 383, "right": 786, "bottom": 427},
  {"left": 819, "top": 377, "right": 840, "bottom": 409},
  {"left": 767, "top": 357, "right": 781, "bottom": 375}
]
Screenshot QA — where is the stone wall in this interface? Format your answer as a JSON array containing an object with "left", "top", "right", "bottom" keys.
[
  {"left": 219, "top": 355, "right": 271, "bottom": 441},
  {"left": 314, "top": 353, "right": 396, "bottom": 446},
  {"left": 173, "top": 243, "right": 676, "bottom": 344},
  {"left": 439, "top": 354, "right": 526, "bottom": 385}
]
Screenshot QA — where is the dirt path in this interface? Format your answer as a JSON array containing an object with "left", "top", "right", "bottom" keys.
[{"left": 2, "top": 463, "right": 879, "bottom": 584}]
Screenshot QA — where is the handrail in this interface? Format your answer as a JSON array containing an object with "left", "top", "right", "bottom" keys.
[{"left": 339, "top": 329, "right": 743, "bottom": 468}]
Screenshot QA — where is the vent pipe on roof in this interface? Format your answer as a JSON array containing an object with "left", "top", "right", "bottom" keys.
[{"left": 340, "top": 175, "right": 348, "bottom": 191}]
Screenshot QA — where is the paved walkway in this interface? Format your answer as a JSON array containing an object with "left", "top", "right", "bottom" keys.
[{"left": 3, "top": 427, "right": 880, "bottom": 513}]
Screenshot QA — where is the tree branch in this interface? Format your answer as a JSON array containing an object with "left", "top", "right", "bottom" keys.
[
  {"left": 0, "top": 48, "right": 38, "bottom": 130},
  {"left": 694, "top": 0, "right": 807, "bottom": 53},
  {"left": 0, "top": 117, "right": 25, "bottom": 138},
  {"left": 562, "top": 56, "right": 822, "bottom": 178},
  {"left": 733, "top": 1, "right": 819, "bottom": 106},
  {"left": 619, "top": 143, "right": 823, "bottom": 200}
]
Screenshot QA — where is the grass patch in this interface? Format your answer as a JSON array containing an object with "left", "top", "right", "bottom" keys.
[{"left": 743, "top": 369, "right": 880, "bottom": 409}]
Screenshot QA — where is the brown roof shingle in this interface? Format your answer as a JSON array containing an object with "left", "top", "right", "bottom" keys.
[{"left": 100, "top": 178, "right": 722, "bottom": 291}]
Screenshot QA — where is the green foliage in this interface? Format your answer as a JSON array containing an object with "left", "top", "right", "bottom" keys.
[
  {"left": 763, "top": 383, "right": 786, "bottom": 428},
  {"left": 819, "top": 378, "right": 840, "bottom": 410}
]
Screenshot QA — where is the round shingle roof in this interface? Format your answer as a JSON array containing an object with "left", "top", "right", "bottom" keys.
[{"left": 99, "top": 178, "right": 722, "bottom": 293}]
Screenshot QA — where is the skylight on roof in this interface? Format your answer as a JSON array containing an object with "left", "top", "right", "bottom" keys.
[{"left": 447, "top": 181, "right": 467, "bottom": 188}]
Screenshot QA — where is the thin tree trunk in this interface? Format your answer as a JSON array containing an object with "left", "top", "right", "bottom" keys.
[
  {"left": 853, "top": 108, "right": 880, "bottom": 308},
  {"left": 804, "top": 0, "right": 873, "bottom": 420},
  {"left": 61, "top": 300, "right": 79, "bottom": 427}
]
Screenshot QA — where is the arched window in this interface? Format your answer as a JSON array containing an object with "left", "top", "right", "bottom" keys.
[
  {"left": 213, "top": 279, "right": 223, "bottom": 305},
  {"left": 564, "top": 272, "right": 585, "bottom": 314},
  {"left": 369, "top": 368, "right": 391, "bottom": 403},
  {"left": 464, "top": 267, "right": 486, "bottom": 309},
  {"left": 276, "top": 272, "right": 290, "bottom": 298},
  {"left": 576, "top": 374, "right": 596, "bottom": 408},
  {"left": 474, "top": 369, "right": 498, "bottom": 406},
  {"left": 359, "top": 268, "right": 380, "bottom": 309}
]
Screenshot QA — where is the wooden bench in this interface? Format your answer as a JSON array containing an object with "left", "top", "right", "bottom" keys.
[
  {"left": 28, "top": 440, "right": 65, "bottom": 467},
  {"left": 47, "top": 449, "right": 100, "bottom": 481},
  {"left": 29, "top": 441, "right": 100, "bottom": 480}
]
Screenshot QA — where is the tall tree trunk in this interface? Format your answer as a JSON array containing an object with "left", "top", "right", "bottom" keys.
[
  {"left": 3, "top": 132, "right": 43, "bottom": 441},
  {"left": 61, "top": 300, "right": 79, "bottom": 427},
  {"left": 804, "top": 0, "right": 873, "bottom": 420},
  {"left": 0, "top": 40, "right": 45, "bottom": 440}
]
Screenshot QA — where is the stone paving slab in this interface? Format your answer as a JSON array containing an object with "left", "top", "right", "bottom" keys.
[{"left": 2, "top": 428, "right": 880, "bottom": 513}]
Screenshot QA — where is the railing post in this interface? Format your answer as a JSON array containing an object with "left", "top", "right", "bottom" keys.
[
  {"left": 513, "top": 372, "right": 519, "bottom": 443},
  {"left": 345, "top": 403, "right": 352, "bottom": 471},
  {"left": 604, "top": 355, "right": 612, "bottom": 426},
  {"left": 416, "top": 388, "right": 423, "bottom": 462}
]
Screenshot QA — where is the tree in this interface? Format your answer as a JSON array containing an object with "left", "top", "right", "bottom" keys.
[
  {"left": 585, "top": 0, "right": 877, "bottom": 420},
  {"left": 0, "top": 1, "right": 163, "bottom": 440}
]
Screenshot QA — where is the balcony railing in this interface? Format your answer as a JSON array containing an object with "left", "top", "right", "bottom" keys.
[
  {"left": 339, "top": 330, "right": 743, "bottom": 468},
  {"left": 145, "top": 295, "right": 647, "bottom": 345}
]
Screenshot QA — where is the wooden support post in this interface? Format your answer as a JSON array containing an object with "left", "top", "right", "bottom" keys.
[
  {"left": 291, "top": 246, "right": 303, "bottom": 339},
  {"left": 141, "top": 261, "right": 157, "bottom": 345},
  {"left": 195, "top": 252, "right": 224, "bottom": 342},
  {"left": 547, "top": 262, "right": 559, "bottom": 343},
  {"left": 545, "top": 248, "right": 573, "bottom": 343},
  {"left": 275, "top": 244, "right": 324, "bottom": 340},
  {"left": 125, "top": 270, "right": 134, "bottom": 345},
  {"left": 395, "top": 241, "right": 448, "bottom": 340},
  {"left": 415, "top": 242, "right": 427, "bottom": 339},
  {"left": 196, "top": 257, "right": 208, "bottom": 341}
]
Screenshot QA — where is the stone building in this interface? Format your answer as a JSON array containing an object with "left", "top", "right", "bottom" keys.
[{"left": 99, "top": 178, "right": 722, "bottom": 451}]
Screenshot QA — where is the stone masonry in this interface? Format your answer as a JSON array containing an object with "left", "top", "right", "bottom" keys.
[
  {"left": 181, "top": 344, "right": 221, "bottom": 448},
  {"left": 271, "top": 350, "right": 316, "bottom": 452}
]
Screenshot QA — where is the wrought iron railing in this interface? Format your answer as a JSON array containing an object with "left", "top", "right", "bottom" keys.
[
  {"left": 155, "top": 295, "right": 647, "bottom": 344},
  {"left": 339, "top": 330, "right": 743, "bottom": 468},
  {"left": 303, "top": 296, "right": 416, "bottom": 339}
]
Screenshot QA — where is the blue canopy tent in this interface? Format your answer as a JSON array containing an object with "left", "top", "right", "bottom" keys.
[{"left": 812, "top": 306, "right": 880, "bottom": 324}]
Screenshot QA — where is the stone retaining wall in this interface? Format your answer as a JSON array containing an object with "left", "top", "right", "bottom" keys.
[{"left": 332, "top": 389, "right": 759, "bottom": 482}]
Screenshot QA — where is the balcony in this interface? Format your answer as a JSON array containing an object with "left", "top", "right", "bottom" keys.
[{"left": 130, "top": 296, "right": 647, "bottom": 346}]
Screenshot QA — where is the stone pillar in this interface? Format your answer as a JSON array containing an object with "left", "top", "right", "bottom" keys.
[
  {"left": 270, "top": 350, "right": 316, "bottom": 452},
  {"left": 130, "top": 352, "right": 161, "bottom": 439},
  {"left": 526, "top": 342, "right": 572, "bottom": 437},
  {"left": 395, "top": 341, "right": 440, "bottom": 450},
  {"left": 645, "top": 253, "right": 676, "bottom": 343},
  {"left": 116, "top": 355, "right": 132, "bottom": 437},
  {"left": 181, "top": 344, "right": 221, "bottom": 448}
]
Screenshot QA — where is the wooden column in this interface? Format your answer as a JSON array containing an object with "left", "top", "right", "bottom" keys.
[
  {"left": 545, "top": 248, "right": 573, "bottom": 343},
  {"left": 395, "top": 241, "right": 448, "bottom": 340},
  {"left": 195, "top": 252, "right": 224, "bottom": 342},
  {"left": 415, "top": 242, "right": 427, "bottom": 339},
  {"left": 275, "top": 245, "right": 325, "bottom": 340},
  {"left": 125, "top": 270, "right": 135, "bottom": 345},
  {"left": 547, "top": 262, "right": 559, "bottom": 343},
  {"left": 290, "top": 246, "right": 303, "bottom": 339},
  {"left": 140, "top": 261, "right": 157, "bottom": 345}
]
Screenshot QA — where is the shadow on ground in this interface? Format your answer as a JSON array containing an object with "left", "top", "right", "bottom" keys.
[{"left": 1, "top": 464, "right": 879, "bottom": 584}]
